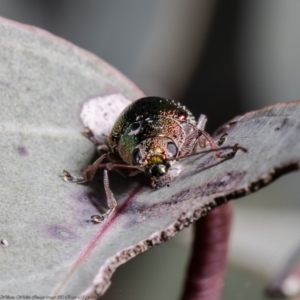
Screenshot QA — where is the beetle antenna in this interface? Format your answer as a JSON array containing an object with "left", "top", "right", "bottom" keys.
[
  {"left": 103, "top": 163, "right": 144, "bottom": 172},
  {"left": 167, "top": 144, "right": 247, "bottom": 163}
]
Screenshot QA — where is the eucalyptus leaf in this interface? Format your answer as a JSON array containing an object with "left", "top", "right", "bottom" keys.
[{"left": 0, "top": 17, "right": 300, "bottom": 298}]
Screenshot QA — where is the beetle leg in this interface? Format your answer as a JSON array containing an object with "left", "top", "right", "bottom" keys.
[
  {"left": 200, "top": 131, "right": 239, "bottom": 159},
  {"left": 62, "top": 153, "right": 109, "bottom": 183},
  {"left": 200, "top": 131, "right": 221, "bottom": 155},
  {"left": 196, "top": 114, "right": 208, "bottom": 131},
  {"left": 217, "top": 132, "right": 228, "bottom": 146},
  {"left": 196, "top": 119, "right": 228, "bottom": 148},
  {"left": 82, "top": 127, "right": 100, "bottom": 144},
  {"left": 220, "top": 143, "right": 241, "bottom": 159},
  {"left": 96, "top": 144, "right": 110, "bottom": 155},
  {"left": 82, "top": 127, "right": 109, "bottom": 150},
  {"left": 91, "top": 169, "right": 117, "bottom": 223}
]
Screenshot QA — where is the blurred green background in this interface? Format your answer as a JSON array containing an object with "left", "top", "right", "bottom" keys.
[{"left": 1, "top": 1, "right": 300, "bottom": 299}]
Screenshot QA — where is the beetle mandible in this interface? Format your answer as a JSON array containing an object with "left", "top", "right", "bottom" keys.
[{"left": 63, "top": 96, "right": 243, "bottom": 222}]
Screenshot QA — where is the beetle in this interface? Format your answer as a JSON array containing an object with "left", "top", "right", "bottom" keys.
[{"left": 63, "top": 96, "right": 243, "bottom": 222}]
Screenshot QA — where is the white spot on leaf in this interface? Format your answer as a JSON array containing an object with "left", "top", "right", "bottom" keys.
[{"left": 80, "top": 94, "right": 131, "bottom": 144}]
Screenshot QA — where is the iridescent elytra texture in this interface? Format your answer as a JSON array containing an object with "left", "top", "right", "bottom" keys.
[{"left": 108, "top": 97, "right": 197, "bottom": 165}]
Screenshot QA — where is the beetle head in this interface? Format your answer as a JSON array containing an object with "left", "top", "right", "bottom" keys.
[{"left": 131, "top": 136, "right": 178, "bottom": 180}]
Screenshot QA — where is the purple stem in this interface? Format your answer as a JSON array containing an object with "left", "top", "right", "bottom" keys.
[{"left": 180, "top": 202, "right": 233, "bottom": 300}]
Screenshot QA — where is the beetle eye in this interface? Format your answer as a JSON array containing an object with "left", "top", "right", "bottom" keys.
[
  {"left": 132, "top": 148, "right": 142, "bottom": 165},
  {"left": 167, "top": 142, "right": 178, "bottom": 157}
]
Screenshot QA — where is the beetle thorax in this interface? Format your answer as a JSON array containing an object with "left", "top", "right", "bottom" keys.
[{"left": 133, "top": 136, "right": 177, "bottom": 165}]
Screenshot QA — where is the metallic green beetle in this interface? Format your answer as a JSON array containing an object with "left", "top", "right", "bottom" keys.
[{"left": 63, "top": 96, "right": 241, "bottom": 222}]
